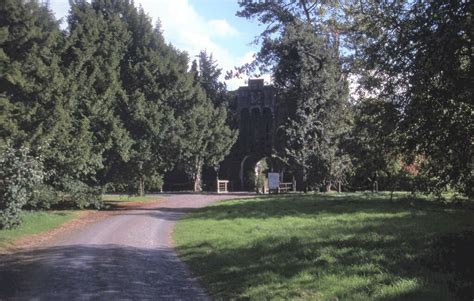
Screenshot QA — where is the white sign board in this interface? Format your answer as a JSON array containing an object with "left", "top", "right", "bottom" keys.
[{"left": 268, "top": 173, "right": 280, "bottom": 190}]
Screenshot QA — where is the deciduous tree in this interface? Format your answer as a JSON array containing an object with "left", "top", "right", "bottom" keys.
[{"left": 350, "top": 0, "right": 474, "bottom": 197}]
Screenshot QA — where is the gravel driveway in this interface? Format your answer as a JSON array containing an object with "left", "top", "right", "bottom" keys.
[{"left": 0, "top": 193, "right": 249, "bottom": 300}]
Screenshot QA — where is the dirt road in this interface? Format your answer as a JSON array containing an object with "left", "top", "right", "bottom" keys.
[{"left": 0, "top": 193, "right": 249, "bottom": 300}]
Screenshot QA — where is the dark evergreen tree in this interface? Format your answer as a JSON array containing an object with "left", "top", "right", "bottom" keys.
[
  {"left": 0, "top": 0, "right": 239, "bottom": 205},
  {"left": 277, "top": 22, "right": 349, "bottom": 191},
  {"left": 57, "top": 0, "right": 133, "bottom": 203},
  {"left": 0, "top": 0, "right": 65, "bottom": 151},
  {"left": 345, "top": 98, "right": 402, "bottom": 192},
  {"left": 85, "top": 1, "right": 201, "bottom": 195},
  {"left": 196, "top": 50, "right": 228, "bottom": 107},
  {"left": 178, "top": 66, "right": 237, "bottom": 192},
  {"left": 0, "top": 0, "right": 101, "bottom": 208}
]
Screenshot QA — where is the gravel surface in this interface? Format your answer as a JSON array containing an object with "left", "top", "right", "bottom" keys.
[{"left": 0, "top": 193, "right": 250, "bottom": 300}]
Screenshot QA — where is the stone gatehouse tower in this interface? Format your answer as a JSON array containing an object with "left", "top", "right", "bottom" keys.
[
  {"left": 219, "top": 79, "right": 289, "bottom": 190},
  {"left": 236, "top": 78, "right": 276, "bottom": 156}
]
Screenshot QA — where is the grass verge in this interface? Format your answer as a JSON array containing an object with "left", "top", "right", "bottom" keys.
[
  {"left": 0, "top": 194, "right": 159, "bottom": 249},
  {"left": 0, "top": 211, "right": 78, "bottom": 249},
  {"left": 174, "top": 192, "right": 474, "bottom": 300}
]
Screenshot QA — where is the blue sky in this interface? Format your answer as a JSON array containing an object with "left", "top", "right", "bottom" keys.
[{"left": 49, "top": 0, "right": 269, "bottom": 89}]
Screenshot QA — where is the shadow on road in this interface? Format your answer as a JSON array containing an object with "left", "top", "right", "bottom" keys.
[{"left": 0, "top": 244, "right": 207, "bottom": 300}]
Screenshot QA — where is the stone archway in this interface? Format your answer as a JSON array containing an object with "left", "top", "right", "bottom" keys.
[{"left": 239, "top": 155, "right": 274, "bottom": 191}]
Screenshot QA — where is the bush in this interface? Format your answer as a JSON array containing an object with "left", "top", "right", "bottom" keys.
[
  {"left": 145, "top": 173, "right": 164, "bottom": 192},
  {"left": 0, "top": 144, "right": 44, "bottom": 229},
  {"left": 27, "top": 183, "right": 60, "bottom": 209},
  {"left": 27, "top": 180, "right": 103, "bottom": 210},
  {"left": 57, "top": 177, "right": 103, "bottom": 209}
]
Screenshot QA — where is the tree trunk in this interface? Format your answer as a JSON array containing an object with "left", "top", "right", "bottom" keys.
[
  {"left": 325, "top": 182, "right": 332, "bottom": 192},
  {"left": 300, "top": 0, "right": 312, "bottom": 24},
  {"left": 338, "top": 181, "right": 341, "bottom": 193},
  {"left": 302, "top": 167, "right": 308, "bottom": 193},
  {"left": 386, "top": 171, "right": 395, "bottom": 201},
  {"left": 193, "top": 173, "right": 202, "bottom": 192},
  {"left": 375, "top": 171, "right": 379, "bottom": 193},
  {"left": 138, "top": 175, "right": 145, "bottom": 196},
  {"left": 193, "top": 163, "right": 203, "bottom": 192}
]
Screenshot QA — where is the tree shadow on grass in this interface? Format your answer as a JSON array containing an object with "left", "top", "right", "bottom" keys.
[
  {"left": 184, "top": 193, "right": 469, "bottom": 221},
  {"left": 0, "top": 244, "right": 207, "bottom": 300},
  {"left": 176, "top": 194, "right": 474, "bottom": 300}
]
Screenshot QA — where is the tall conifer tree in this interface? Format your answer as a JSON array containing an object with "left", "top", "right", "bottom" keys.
[
  {"left": 174, "top": 52, "right": 237, "bottom": 192},
  {"left": 0, "top": 0, "right": 97, "bottom": 206},
  {"left": 0, "top": 0, "right": 65, "bottom": 149},
  {"left": 63, "top": 0, "right": 133, "bottom": 192},
  {"left": 178, "top": 60, "right": 237, "bottom": 191}
]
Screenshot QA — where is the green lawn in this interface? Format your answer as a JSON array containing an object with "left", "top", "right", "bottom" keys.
[
  {"left": 174, "top": 193, "right": 474, "bottom": 300},
  {"left": 102, "top": 194, "right": 159, "bottom": 202},
  {"left": 0, "top": 210, "right": 78, "bottom": 249}
]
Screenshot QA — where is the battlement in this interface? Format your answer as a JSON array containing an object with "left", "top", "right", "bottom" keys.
[
  {"left": 236, "top": 78, "right": 275, "bottom": 113},
  {"left": 248, "top": 78, "right": 264, "bottom": 89}
]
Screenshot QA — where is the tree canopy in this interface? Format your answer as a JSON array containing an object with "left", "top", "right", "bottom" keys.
[
  {"left": 0, "top": 0, "right": 238, "bottom": 226},
  {"left": 336, "top": 0, "right": 472, "bottom": 197},
  {"left": 237, "top": 0, "right": 472, "bottom": 197}
]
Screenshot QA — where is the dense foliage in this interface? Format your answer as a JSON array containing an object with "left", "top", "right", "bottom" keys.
[
  {"left": 237, "top": 0, "right": 472, "bottom": 196},
  {"left": 0, "top": 144, "right": 44, "bottom": 229},
  {"left": 350, "top": 0, "right": 473, "bottom": 197},
  {"left": 0, "top": 0, "right": 236, "bottom": 225},
  {"left": 182, "top": 51, "right": 237, "bottom": 191}
]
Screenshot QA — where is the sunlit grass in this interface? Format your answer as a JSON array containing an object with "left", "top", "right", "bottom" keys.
[{"left": 174, "top": 192, "right": 474, "bottom": 300}]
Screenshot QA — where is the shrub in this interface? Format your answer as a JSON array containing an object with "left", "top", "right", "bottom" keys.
[
  {"left": 0, "top": 144, "right": 44, "bottom": 229},
  {"left": 55, "top": 177, "right": 103, "bottom": 209},
  {"left": 27, "top": 183, "right": 62, "bottom": 209},
  {"left": 145, "top": 173, "right": 164, "bottom": 192}
]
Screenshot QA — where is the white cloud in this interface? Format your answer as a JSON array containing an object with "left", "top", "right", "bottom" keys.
[{"left": 207, "top": 19, "right": 238, "bottom": 37}]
